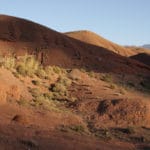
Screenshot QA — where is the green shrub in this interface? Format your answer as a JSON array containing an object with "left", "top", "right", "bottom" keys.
[
  {"left": 0, "top": 57, "right": 15, "bottom": 70},
  {"left": 16, "top": 55, "right": 39, "bottom": 77},
  {"left": 16, "top": 65, "right": 27, "bottom": 76},
  {"left": 52, "top": 92, "right": 61, "bottom": 100},
  {"left": 36, "top": 68, "right": 47, "bottom": 79},
  {"left": 43, "top": 92, "right": 54, "bottom": 100},
  {"left": 45, "top": 66, "right": 54, "bottom": 73},
  {"left": 32, "top": 80, "right": 40, "bottom": 86},
  {"left": 57, "top": 77, "right": 72, "bottom": 87},
  {"left": 17, "top": 98, "right": 28, "bottom": 106},
  {"left": 52, "top": 83, "right": 67, "bottom": 93},
  {"left": 88, "top": 71, "right": 95, "bottom": 78},
  {"left": 26, "top": 69, "right": 35, "bottom": 77},
  {"left": 109, "top": 84, "right": 115, "bottom": 89},
  {"left": 45, "top": 66, "right": 54, "bottom": 77},
  {"left": 31, "top": 94, "right": 59, "bottom": 111},
  {"left": 69, "top": 125, "right": 85, "bottom": 133},
  {"left": 101, "top": 74, "right": 112, "bottom": 82},
  {"left": 53, "top": 66, "right": 61, "bottom": 74},
  {"left": 29, "top": 88, "right": 41, "bottom": 98},
  {"left": 25, "top": 56, "right": 39, "bottom": 70}
]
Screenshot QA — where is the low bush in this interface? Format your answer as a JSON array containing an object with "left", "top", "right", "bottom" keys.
[
  {"left": 69, "top": 125, "right": 85, "bottom": 133},
  {"left": 53, "top": 66, "right": 61, "bottom": 74},
  {"left": 36, "top": 67, "right": 47, "bottom": 79},
  {"left": 43, "top": 92, "right": 54, "bottom": 100},
  {"left": 16, "top": 65, "right": 27, "bottom": 76},
  {"left": 101, "top": 74, "right": 112, "bottom": 82},
  {"left": 88, "top": 71, "right": 95, "bottom": 78},
  {"left": 29, "top": 88, "right": 41, "bottom": 98},
  {"left": 32, "top": 80, "right": 40, "bottom": 86},
  {"left": 52, "top": 83, "right": 67, "bottom": 93},
  {"left": 4, "top": 57, "right": 15, "bottom": 70},
  {"left": 57, "top": 77, "right": 72, "bottom": 87},
  {"left": 16, "top": 56, "right": 39, "bottom": 77}
]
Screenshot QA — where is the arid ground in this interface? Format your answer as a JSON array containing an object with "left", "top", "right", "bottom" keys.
[{"left": 0, "top": 15, "right": 149, "bottom": 150}]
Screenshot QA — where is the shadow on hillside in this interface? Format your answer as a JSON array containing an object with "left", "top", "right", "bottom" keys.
[{"left": 130, "top": 53, "right": 150, "bottom": 66}]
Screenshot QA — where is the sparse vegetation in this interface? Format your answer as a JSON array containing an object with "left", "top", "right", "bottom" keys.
[
  {"left": 0, "top": 61, "right": 149, "bottom": 149},
  {"left": 36, "top": 67, "right": 47, "bottom": 79},
  {"left": 53, "top": 66, "right": 63, "bottom": 74},
  {"left": 16, "top": 55, "right": 39, "bottom": 77},
  {"left": 109, "top": 84, "right": 115, "bottom": 89},
  {"left": 57, "top": 76, "right": 72, "bottom": 87},
  {"left": 43, "top": 92, "right": 54, "bottom": 100},
  {"left": 47, "top": 75, "right": 72, "bottom": 102},
  {"left": 28, "top": 88, "right": 60, "bottom": 111},
  {"left": 29, "top": 88, "right": 41, "bottom": 98},
  {"left": 69, "top": 125, "right": 85, "bottom": 133},
  {"left": 0, "top": 56, "right": 15, "bottom": 70},
  {"left": 94, "top": 128, "right": 112, "bottom": 140},
  {"left": 17, "top": 98, "right": 29, "bottom": 106},
  {"left": 100, "top": 74, "right": 113, "bottom": 82},
  {"left": 88, "top": 71, "right": 95, "bottom": 78},
  {"left": 52, "top": 83, "right": 67, "bottom": 93},
  {"left": 32, "top": 80, "right": 40, "bottom": 86},
  {"left": 16, "top": 65, "right": 27, "bottom": 76},
  {"left": 59, "top": 125, "right": 85, "bottom": 134}
]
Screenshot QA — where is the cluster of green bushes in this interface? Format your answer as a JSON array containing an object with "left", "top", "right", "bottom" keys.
[
  {"left": 0, "top": 55, "right": 78, "bottom": 110},
  {"left": 28, "top": 87, "right": 58, "bottom": 111},
  {"left": 50, "top": 77, "right": 72, "bottom": 101},
  {"left": 28, "top": 75, "right": 73, "bottom": 110},
  {"left": 0, "top": 55, "right": 67, "bottom": 79}
]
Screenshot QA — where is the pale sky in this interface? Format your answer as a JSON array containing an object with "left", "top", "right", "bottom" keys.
[{"left": 0, "top": 0, "right": 150, "bottom": 46}]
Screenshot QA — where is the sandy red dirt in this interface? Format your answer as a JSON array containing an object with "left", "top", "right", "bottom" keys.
[
  {"left": 65, "top": 30, "right": 150, "bottom": 66},
  {"left": 0, "top": 15, "right": 149, "bottom": 150}
]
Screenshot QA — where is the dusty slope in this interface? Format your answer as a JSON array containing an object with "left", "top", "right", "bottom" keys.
[
  {"left": 0, "top": 68, "right": 32, "bottom": 104},
  {"left": 126, "top": 46, "right": 150, "bottom": 55},
  {"left": 0, "top": 15, "right": 150, "bottom": 76},
  {"left": 0, "top": 67, "right": 149, "bottom": 150},
  {"left": 65, "top": 31, "right": 150, "bottom": 66},
  {"left": 0, "top": 15, "right": 150, "bottom": 150},
  {"left": 0, "top": 103, "right": 135, "bottom": 150},
  {"left": 65, "top": 30, "right": 135, "bottom": 56}
]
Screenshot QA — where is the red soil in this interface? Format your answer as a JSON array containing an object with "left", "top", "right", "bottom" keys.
[
  {"left": 0, "top": 15, "right": 149, "bottom": 75},
  {"left": 0, "top": 15, "right": 149, "bottom": 150},
  {"left": 65, "top": 30, "right": 150, "bottom": 66},
  {"left": 65, "top": 30, "right": 135, "bottom": 56}
]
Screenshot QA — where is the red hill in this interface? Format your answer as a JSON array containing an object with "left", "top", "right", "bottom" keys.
[{"left": 0, "top": 15, "right": 149, "bottom": 75}]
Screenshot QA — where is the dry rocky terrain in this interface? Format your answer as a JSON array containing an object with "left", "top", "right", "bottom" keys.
[{"left": 0, "top": 15, "right": 149, "bottom": 150}]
